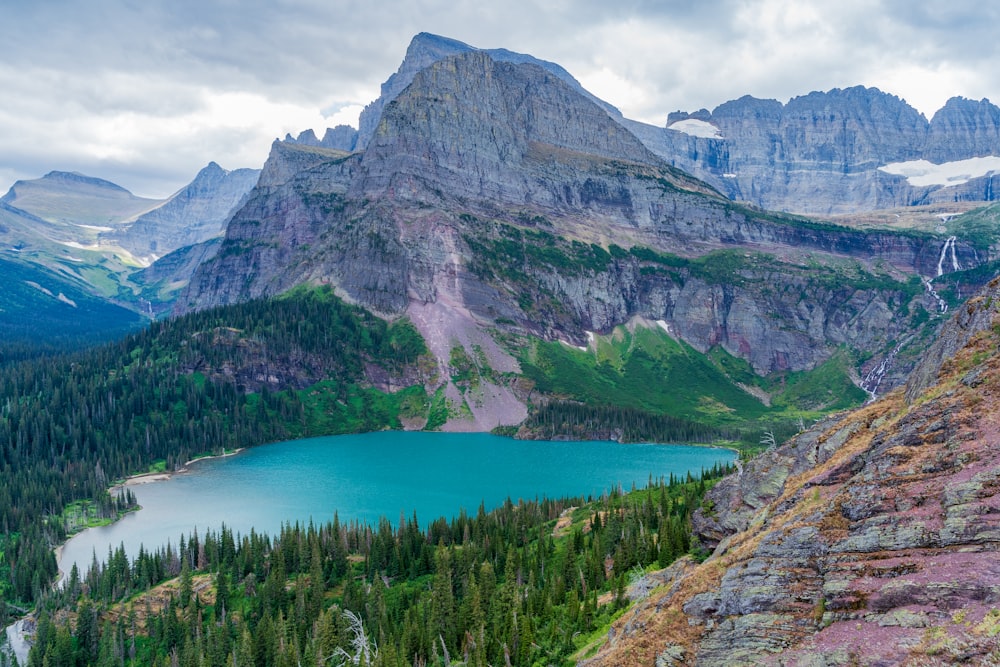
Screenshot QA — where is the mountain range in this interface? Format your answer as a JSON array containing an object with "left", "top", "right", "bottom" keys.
[
  {"left": 0, "top": 162, "right": 259, "bottom": 345},
  {"left": 180, "top": 35, "right": 998, "bottom": 432},
  {"left": 5, "top": 30, "right": 1000, "bottom": 666},
  {"left": 290, "top": 33, "right": 1000, "bottom": 217}
]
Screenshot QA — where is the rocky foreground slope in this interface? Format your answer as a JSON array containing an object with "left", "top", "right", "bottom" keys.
[{"left": 584, "top": 277, "right": 1000, "bottom": 665}]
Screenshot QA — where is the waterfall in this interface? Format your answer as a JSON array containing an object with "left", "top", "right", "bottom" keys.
[
  {"left": 861, "top": 341, "right": 904, "bottom": 401},
  {"left": 936, "top": 236, "right": 960, "bottom": 277}
]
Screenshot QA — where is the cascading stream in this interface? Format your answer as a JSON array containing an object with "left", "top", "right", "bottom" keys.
[
  {"left": 861, "top": 341, "right": 904, "bottom": 401},
  {"left": 923, "top": 277, "right": 949, "bottom": 313}
]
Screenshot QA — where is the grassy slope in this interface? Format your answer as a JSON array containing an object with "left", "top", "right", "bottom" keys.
[{"left": 517, "top": 321, "right": 867, "bottom": 446}]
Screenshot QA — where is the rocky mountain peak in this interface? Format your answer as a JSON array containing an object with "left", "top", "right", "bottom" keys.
[
  {"left": 354, "top": 32, "right": 618, "bottom": 151},
  {"left": 105, "top": 162, "right": 260, "bottom": 260},
  {"left": 356, "top": 50, "right": 664, "bottom": 203},
  {"left": 925, "top": 95, "right": 1000, "bottom": 163}
]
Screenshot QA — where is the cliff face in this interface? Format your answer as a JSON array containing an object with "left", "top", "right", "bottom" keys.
[
  {"left": 180, "top": 51, "right": 984, "bottom": 402},
  {"left": 585, "top": 277, "right": 1000, "bottom": 666},
  {"left": 106, "top": 162, "right": 260, "bottom": 260},
  {"left": 657, "top": 89, "right": 1000, "bottom": 215}
]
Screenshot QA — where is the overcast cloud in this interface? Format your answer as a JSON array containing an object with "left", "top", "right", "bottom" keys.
[{"left": 2, "top": 0, "right": 998, "bottom": 198}]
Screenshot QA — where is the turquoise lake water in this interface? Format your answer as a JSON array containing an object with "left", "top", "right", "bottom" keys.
[{"left": 59, "top": 431, "right": 735, "bottom": 578}]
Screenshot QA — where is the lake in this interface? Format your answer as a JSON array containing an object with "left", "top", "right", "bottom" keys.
[{"left": 59, "top": 431, "right": 735, "bottom": 578}]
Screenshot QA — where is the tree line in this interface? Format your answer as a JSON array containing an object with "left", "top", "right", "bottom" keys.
[{"left": 26, "top": 469, "right": 731, "bottom": 667}]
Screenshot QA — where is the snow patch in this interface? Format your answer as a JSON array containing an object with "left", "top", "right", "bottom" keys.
[
  {"left": 878, "top": 156, "right": 1000, "bottom": 187},
  {"left": 667, "top": 118, "right": 723, "bottom": 139},
  {"left": 655, "top": 320, "right": 673, "bottom": 335},
  {"left": 25, "top": 281, "right": 53, "bottom": 297},
  {"left": 723, "top": 173, "right": 737, "bottom": 178}
]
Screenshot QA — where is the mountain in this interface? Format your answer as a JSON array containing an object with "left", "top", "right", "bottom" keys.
[
  {"left": 179, "top": 46, "right": 992, "bottom": 433},
  {"left": 0, "top": 164, "right": 259, "bottom": 349},
  {"left": 656, "top": 88, "right": 1000, "bottom": 215},
  {"left": 1, "top": 170, "right": 162, "bottom": 226},
  {"left": 103, "top": 161, "right": 260, "bottom": 262},
  {"left": 296, "top": 34, "right": 1000, "bottom": 217},
  {"left": 584, "top": 275, "right": 1000, "bottom": 666}
]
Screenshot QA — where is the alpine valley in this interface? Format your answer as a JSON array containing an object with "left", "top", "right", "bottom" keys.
[{"left": 5, "top": 32, "right": 1000, "bottom": 667}]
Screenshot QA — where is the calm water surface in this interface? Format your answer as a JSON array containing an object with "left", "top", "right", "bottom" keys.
[{"left": 60, "top": 432, "right": 734, "bottom": 577}]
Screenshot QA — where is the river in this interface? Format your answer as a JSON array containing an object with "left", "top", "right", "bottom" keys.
[{"left": 59, "top": 431, "right": 735, "bottom": 582}]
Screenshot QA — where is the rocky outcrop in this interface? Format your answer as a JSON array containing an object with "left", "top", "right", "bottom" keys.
[
  {"left": 285, "top": 125, "right": 358, "bottom": 152},
  {"left": 106, "top": 162, "right": 260, "bottom": 260},
  {"left": 904, "top": 278, "right": 1000, "bottom": 402},
  {"left": 925, "top": 97, "right": 1000, "bottom": 163},
  {"left": 585, "top": 277, "right": 1000, "bottom": 666}
]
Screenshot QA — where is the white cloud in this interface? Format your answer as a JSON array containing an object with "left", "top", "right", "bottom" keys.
[{"left": 0, "top": 0, "right": 998, "bottom": 196}]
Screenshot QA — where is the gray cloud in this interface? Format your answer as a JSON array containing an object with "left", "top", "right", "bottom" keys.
[{"left": 1, "top": 0, "right": 997, "bottom": 197}]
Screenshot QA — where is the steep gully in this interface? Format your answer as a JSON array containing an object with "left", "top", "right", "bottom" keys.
[{"left": 862, "top": 234, "right": 964, "bottom": 399}]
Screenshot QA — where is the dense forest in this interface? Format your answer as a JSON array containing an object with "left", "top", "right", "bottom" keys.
[
  {"left": 17, "top": 467, "right": 731, "bottom": 667},
  {"left": 0, "top": 286, "right": 428, "bottom": 613}
]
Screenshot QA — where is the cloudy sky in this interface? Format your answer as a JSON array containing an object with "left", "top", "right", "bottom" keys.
[{"left": 2, "top": 0, "right": 997, "bottom": 198}]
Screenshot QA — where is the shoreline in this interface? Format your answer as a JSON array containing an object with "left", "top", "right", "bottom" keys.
[
  {"left": 107, "top": 448, "right": 245, "bottom": 495},
  {"left": 59, "top": 448, "right": 247, "bottom": 586}
]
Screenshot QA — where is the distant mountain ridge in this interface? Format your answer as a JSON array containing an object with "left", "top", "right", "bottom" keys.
[
  {"left": 294, "top": 33, "right": 1000, "bottom": 217},
  {"left": 654, "top": 88, "right": 1000, "bottom": 214},
  {"left": 0, "top": 163, "right": 259, "bottom": 348},
  {"left": 103, "top": 161, "right": 260, "bottom": 261},
  {"left": 2, "top": 170, "right": 162, "bottom": 226}
]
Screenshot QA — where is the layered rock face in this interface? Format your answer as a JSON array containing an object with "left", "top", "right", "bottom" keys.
[
  {"left": 106, "top": 162, "right": 260, "bottom": 260},
  {"left": 657, "top": 89, "right": 1000, "bottom": 214},
  {"left": 181, "top": 51, "right": 982, "bottom": 392},
  {"left": 353, "top": 32, "right": 617, "bottom": 151},
  {"left": 585, "top": 277, "right": 1000, "bottom": 666}
]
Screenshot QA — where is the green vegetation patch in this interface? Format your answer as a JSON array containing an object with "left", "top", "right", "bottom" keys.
[{"left": 517, "top": 322, "right": 869, "bottom": 453}]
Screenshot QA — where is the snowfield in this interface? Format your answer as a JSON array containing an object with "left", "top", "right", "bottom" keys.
[
  {"left": 878, "top": 156, "right": 1000, "bottom": 187},
  {"left": 666, "top": 118, "right": 724, "bottom": 139}
]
